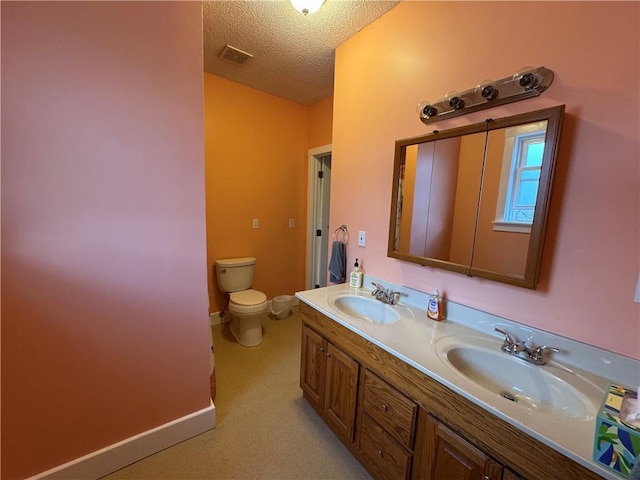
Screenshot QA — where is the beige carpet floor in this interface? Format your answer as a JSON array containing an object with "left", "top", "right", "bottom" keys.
[{"left": 102, "top": 307, "right": 372, "bottom": 479}]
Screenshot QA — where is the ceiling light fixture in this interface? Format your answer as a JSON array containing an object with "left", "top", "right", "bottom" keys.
[{"left": 289, "top": 0, "right": 325, "bottom": 15}]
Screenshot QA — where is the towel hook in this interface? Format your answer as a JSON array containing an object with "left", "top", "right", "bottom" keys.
[{"left": 332, "top": 225, "right": 349, "bottom": 244}]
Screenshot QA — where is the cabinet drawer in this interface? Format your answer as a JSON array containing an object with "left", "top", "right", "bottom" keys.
[
  {"left": 360, "top": 413, "right": 412, "bottom": 480},
  {"left": 363, "top": 369, "right": 417, "bottom": 449}
]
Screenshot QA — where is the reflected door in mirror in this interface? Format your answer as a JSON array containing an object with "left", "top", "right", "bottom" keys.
[{"left": 394, "top": 133, "right": 486, "bottom": 264}]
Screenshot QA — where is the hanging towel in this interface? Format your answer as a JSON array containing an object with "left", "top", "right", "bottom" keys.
[
  {"left": 328, "top": 240, "right": 346, "bottom": 283},
  {"left": 631, "top": 455, "right": 640, "bottom": 480}
]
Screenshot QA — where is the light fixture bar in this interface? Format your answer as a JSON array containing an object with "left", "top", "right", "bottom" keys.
[{"left": 417, "top": 67, "right": 554, "bottom": 125}]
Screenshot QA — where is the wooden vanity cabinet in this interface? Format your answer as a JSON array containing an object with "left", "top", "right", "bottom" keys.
[
  {"left": 298, "top": 302, "right": 603, "bottom": 480},
  {"left": 424, "top": 415, "right": 503, "bottom": 480},
  {"left": 357, "top": 369, "right": 418, "bottom": 480},
  {"left": 361, "top": 370, "right": 417, "bottom": 448},
  {"left": 502, "top": 469, "right": 525, "bottom": 480},
  {"left": 300, "top": 324, "right": 359, "bottom": 444},
  {"left": 300, "top": 325, "right": 326, "bottom": 408},
  {"left": 359, "top": 412, "right": 413, "bottom": 480}
]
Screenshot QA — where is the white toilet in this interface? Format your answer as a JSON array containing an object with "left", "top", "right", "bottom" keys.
[{"left": 215, "top": 257, "right": 267, "bottom": 347}]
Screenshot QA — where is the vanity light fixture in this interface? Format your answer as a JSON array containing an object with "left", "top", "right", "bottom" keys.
[
  {"left": 417, "top": 66, "right": 554, "bottom": 124},
  {"left": 289, "top": 0, "right": 325, "bottom": 15}
]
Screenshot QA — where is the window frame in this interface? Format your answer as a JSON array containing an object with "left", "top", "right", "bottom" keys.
[{"left": 493, "top": 121, "right": 548, "bottom": 234}]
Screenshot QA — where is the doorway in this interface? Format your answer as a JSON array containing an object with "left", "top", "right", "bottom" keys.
[{"left": 306, "top": 144, "right": 332, "bottom": 289}]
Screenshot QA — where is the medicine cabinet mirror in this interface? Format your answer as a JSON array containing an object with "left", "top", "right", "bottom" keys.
[{"left": 388, "top": 105, "right": 565, "bottom": 289}]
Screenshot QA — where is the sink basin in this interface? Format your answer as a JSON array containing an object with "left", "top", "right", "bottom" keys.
[
  {"left": 328, "top": 294, "right": 408, "bottom": 325},
  {"left": 436, "top": 336, "right": 600, "bottom": 420}
]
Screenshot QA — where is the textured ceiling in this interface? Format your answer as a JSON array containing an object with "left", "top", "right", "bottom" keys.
[{"left": 203, "top": 0, "right": 401, "bottom": 106}]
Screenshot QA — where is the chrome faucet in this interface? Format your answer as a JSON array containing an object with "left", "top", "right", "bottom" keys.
[
  {"left": 527, "top": 345, "right": 561, "bottom": 364},
  {"left": 371, "top": 282, "right": 405, "bottom": 305},
  {"left": 494, "top": 328, "right": 559, "bottom": 365},
  {"left": 495, "top": 328, "right": 525, "bottom": 355}
]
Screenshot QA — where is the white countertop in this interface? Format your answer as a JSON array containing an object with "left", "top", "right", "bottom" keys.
[{"left": 296, "top": 281, "right": 632, "bottom": 480}]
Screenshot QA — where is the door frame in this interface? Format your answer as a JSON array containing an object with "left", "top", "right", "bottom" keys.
[{"left": 305, "top": 144, "right": 332, "bottom": 290}]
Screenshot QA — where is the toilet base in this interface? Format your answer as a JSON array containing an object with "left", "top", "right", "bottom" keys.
[{"left": 229, "top": 314, "right": 263, "bottom": 347}]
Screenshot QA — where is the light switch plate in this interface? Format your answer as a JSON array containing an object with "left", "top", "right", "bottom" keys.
[
  {"left": 358, "top": 231, "right": 366, "bottom": 247},
  {"left": 252, "top": 218, "right": 259, "bottom": 229}
]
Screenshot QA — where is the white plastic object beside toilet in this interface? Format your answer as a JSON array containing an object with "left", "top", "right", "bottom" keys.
[{"left": 215, "top": 257, "right": 267, "bottom": 347}]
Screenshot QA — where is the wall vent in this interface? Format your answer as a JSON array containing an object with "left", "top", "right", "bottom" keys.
[{"left": 219, "top": 45, "right": 253, "bottom": 65}]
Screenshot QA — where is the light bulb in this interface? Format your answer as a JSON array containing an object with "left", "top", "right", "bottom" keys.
[
  {"left": 475, "top": 79, "right": 499, "bottom": 100},
  {"left": 289, "top": 0, "right": 325, "bottom": 15},
  {"left": 445, "top": 91, "right": 466, "bottom": 110},
  {"left": 417, "top": 101, "right": 438, "bottom": 119},
  {"left": 513, "top": 66, "right": 540, "bottom": 90}
]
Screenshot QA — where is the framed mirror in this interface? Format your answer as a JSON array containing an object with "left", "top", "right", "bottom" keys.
[{"left": 388, "top": 105, "right": 565, "bottom": 289}]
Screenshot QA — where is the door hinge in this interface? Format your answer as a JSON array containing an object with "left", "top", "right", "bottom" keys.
[
  {"left": 318, "top": 171, "right": 324, "bottom": 179},
  {"left": 316, "top": 229, "right": 322, "bottom": 237}
]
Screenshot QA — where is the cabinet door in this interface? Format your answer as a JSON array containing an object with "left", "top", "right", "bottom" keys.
[
  {"left": 502, "top": 469, "right": 524, "bottom": 480},
  {"left": 324, "top": 342, "right": 360, "bottom": 443},
  {"left": 425, "top": 416, "right": 503, "bottom": 480},
  {"left": 300, "top": 325, "right": 327, "bottom": 410}
]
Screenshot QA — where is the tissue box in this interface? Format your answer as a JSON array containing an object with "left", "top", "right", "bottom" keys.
[{"left": 593, "top": 384, "right": 640, "bottom": 478}]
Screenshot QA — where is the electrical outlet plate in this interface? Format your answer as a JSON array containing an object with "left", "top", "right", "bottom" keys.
[{"left": 358, "top": 231, "right": 366, "bottom": 247}]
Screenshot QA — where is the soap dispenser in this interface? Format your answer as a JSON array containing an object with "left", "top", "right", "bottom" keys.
[
  {"left": 349, "top": 258, "right": 363, "bottom": 288},
  {"left": 427, "top": 289, "right": 443, "bottom": 321}
]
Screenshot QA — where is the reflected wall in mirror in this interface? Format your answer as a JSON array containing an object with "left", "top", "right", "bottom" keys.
[{"left": 388, "top": 105, "right": 565, "bottom": 288}]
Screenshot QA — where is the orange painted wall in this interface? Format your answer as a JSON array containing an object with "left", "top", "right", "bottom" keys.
[
  {"left": 332, "top": 1, "right": 640, "bottom": 358},
  {"left": 204, "top": 74, "right": 315, "bottom": 313},
  {"left": 309, "top": 95, "right": 334, "bottom": 149},
  {"left": 1, "top": 3, "right": 210, "bottom": 479}
]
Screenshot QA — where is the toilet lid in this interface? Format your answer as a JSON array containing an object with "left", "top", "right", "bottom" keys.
[{"left": 230, "top": 289, "right": 267, "bottom": 306}]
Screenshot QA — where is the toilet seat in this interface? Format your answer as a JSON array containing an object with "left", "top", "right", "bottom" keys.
[{"left": 229, "top": 289, "right": 267, "bottom": 315}]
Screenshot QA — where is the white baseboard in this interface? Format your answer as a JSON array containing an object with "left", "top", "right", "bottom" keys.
[
  {"left": 210, "top": 311, "right": 227, "bottom": 326},
  {"left": 31, "top": 402, "right": 216, "bottom": 480}
]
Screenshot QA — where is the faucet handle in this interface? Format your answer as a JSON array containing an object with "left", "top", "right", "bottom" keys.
[
  {"left": 371, "top": 282, "right": 386, "bottom": 294},
  {"left": 494, "top": 327, "right": 516, "bottom": 344},
  {"left": 388, "top": 290, "right": 407, "bottom": 305},
  {"left": 494, "top": 328, "right": 524, "bottom": 354},
  {"left": 528, "top": 346, "right": 559, "bottom": 364}
]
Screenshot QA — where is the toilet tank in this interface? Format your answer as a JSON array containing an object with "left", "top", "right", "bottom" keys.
[{"left": 215, "top": 257, "right": 256, "bottom": 293}]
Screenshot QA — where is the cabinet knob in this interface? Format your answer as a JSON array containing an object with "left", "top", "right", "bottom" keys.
[
  {"left": 381, "top": 404, "right": 388, "bottom": 412},
  {"left": 377, "top": 450, "right": 384, "bottom": 457},
  {"left": 481, "top": 476, "right": 490, "bottom": 480},
  {"left": 319, "top": 347, "right": 324, "bottom": 352}
]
